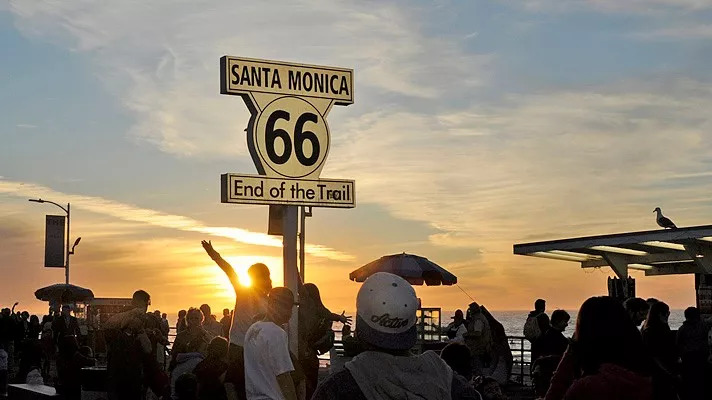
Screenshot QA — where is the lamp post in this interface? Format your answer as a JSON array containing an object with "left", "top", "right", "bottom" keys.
[{"left": 29, "top": 198, "right": 80, "bottom": 284}]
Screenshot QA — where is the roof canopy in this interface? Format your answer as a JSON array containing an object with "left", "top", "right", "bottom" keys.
[{"left": 513, "top": 225, "right": 712, "bottom": 278}]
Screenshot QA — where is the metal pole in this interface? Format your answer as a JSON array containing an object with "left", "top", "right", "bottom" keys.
[
  {"left": 299, "top": 206, "right": 306, "bottom": 282},
  {"left": 283, "top": 206, "right": 299, "bottom": 353},
  {"left": 65, "top": 203, "right": 70, "bottom": 285}
]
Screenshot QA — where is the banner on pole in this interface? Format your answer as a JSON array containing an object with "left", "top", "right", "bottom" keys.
[{"left": 45, "top": 215, "right": 65, "bottom": 268}]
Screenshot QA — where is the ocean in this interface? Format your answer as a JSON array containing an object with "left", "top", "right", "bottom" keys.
[{"left": 445, "top": 309, "right": 686, "bottom": 337}]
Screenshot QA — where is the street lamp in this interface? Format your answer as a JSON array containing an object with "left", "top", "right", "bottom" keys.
[{"left": 29, "top": 198, "right": 80, "bottom": 284}]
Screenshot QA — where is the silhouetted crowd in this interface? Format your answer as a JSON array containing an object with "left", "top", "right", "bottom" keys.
[
  {"left": 526, "top": 297, "right": 712, "bottom": 400},
  {"left": 4, "top": 244, "right": 712, "bottom": 400},
  {"left": 0, "top": 302, "right": 100, "bottom": 398}
]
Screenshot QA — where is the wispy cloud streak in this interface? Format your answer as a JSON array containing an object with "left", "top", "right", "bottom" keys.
[{"left": 0, "top": 179, "right": 354, "bottom": 262}]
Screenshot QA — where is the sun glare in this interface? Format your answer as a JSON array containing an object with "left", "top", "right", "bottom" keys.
[{"left": 223, "top": 255, "right": 283, "bottom": 287}]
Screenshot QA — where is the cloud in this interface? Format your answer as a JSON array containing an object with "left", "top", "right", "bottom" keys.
[
  {"left": 7, "top": 0, "right": 492, "bottom": 158},
  {"left": 0, "top": 178, "right": 354, "bottom": 262},
  {"left": 15, "top": 124, "right": 38, "bottom": 129},
  {"left": 327, "top": 78, "right": 712, "bottom": 252}
]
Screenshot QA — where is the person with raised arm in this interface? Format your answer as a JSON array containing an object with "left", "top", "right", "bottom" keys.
[{"left": 201, "top": 240, "right": 272, "bottom": 400}]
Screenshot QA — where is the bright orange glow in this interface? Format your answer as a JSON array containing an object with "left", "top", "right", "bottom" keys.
[{"left": 223, "top": 255, "right": 284, "bottom": 287}]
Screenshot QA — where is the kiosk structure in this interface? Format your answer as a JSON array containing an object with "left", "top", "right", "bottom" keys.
[{"left": 513, "top": 224, "right": 712, "bottom": 313}]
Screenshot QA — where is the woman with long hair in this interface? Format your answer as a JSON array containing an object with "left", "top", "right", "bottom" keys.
[
  {"left": 545, "top": 296, "right": 653, "bottom": 400},
  {"left": 298, "top": 283, "right": 351, "bottom": 400}
]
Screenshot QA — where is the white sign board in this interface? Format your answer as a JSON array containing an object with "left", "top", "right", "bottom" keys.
[
  {"left": 45, "top": 215, "right": 65, "bottom": 268},
  {"left": 222, "top": 173, "right": 355, "bottom": 208},
  {"left": 221, "top": 56, "right": 353, "bottom": 105},
  {"left": 219, "top": 55, "right": 356, "bottom": 207}
]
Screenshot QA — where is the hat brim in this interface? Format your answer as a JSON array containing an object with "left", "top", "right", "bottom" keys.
[{"left": 355, "top": 315, "right": 417, "bottom": 351}]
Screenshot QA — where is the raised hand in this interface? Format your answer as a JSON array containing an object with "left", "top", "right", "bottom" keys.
[
  {"left": 201, "top": 240, "right": 219, "bottom": 258},
  {"left": 340, "top": 311, "right": 352, "bottom": 325}
]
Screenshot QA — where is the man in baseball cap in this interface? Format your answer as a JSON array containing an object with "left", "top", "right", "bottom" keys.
[{"left": 312, "top": 272, "right": 480, "bottom": 400}]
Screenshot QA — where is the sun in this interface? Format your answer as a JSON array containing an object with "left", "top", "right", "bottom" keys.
[{"left": 222, "top": 255, "right": 283, "bottom": 287}]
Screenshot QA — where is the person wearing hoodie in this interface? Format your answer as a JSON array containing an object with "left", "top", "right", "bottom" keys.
[
  {"left": 544, "top": 296, "right": 653, "bottom": 400},
  {"left": 312, "top": 272, "right": 480, "bottom": 400}
]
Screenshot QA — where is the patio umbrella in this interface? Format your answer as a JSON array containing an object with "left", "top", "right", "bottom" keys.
[
  {"left": 349, "top": 253, "right": 457, "bottom": 286},
  {"left": 35, "top": 283, "right": 95, "bottom": 303}
]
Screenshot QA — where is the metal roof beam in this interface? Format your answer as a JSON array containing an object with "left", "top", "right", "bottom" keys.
[
  {"left": 645, "top": 263, "right": 704, "bottom": 276},
  {"left": 514, "top": 225, "right": 712, "bottom": 255},
  {"left": 682, "top": 242, "right": 712, "bottom": 274},
  {"left": 640, "top": 241, "right": 687, "bottom": 251},
  {"left": 690, "top": 239, "right": 712, "bottom": 253},
  {"left": 581, "top": 252, "right": 694, "bottom": 268},
  {"left": 602, "top": 253, "right": 628, "bottom": 279}
]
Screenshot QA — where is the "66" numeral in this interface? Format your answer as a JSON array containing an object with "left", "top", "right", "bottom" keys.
[
  {"left": 254, "top": 96, "right": 329, "bottom": 178},
  {"left": 265, "top": 110, "right": 320, "bottom": 166}
]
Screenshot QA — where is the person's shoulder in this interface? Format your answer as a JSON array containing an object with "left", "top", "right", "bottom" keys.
[
  {"left": 313, "top": 368, "right": 365, "bottom": 400},
  {"left": 244, "top": 321, "right": 260, "bottom": 336},
  {"left": 247, "top": 321, "right": 283, "bottom": 338},
  {"left": 547, "top": 328, "right": 562, "bottom": 338},
  {"left": 263, "top": 322, "right": 288, "bottom": 340}
]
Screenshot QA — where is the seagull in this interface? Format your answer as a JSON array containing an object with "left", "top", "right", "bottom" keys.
[{"left": 654, "top": 207, "right": 677, "bottom": 229}]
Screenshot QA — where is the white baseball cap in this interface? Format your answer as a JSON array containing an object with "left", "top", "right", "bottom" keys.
[{"left": 356, "top": 272, "right": 419, "bottom": 350}]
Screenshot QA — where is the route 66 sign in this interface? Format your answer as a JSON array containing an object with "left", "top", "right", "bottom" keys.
[
  {"left": 219, "top": 56, "right": 355, "bottom": 208},
  {"left": 220, "top": 56, "right": 353, "bottom": 179}
]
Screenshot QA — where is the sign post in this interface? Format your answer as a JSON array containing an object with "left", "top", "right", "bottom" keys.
[{"left": 219, "top": 56, "right": 355, "bottom": 352}]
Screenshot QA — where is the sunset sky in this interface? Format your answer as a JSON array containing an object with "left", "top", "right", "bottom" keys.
[{"left": 2, "top": 1, "right": 712, "bottom": 318}]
